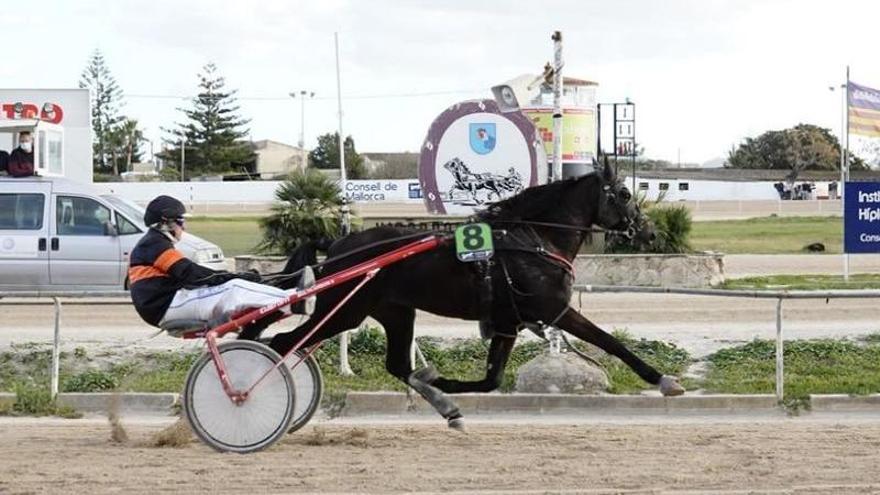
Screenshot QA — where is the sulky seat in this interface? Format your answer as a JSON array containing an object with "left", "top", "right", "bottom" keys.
[{"left": 160, "top": 319, "right": 210, "bottom": 338}]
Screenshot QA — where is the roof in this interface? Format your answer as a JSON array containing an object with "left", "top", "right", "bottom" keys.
[
  {"left": 0, "top": 175, "right": 107, "bottom": 194},
  {"left": 362, "top": 152, "right": 419, "bottom": 162},
  {"left": 562, "top": 77, "right": 598, "bottom": 87},
  {"left": 0, "top": 119, "right": 40, "bottom": 132},
  {"left": 251, "top": 139, "right": 302, "bottom": 151},
  {"left": 631, "top": 167, "right": 880, "bottom": 182}
]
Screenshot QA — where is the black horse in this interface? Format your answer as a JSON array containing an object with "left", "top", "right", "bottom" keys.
[{"left": 263, "top": 161, "right": 684, "bottom": 428}]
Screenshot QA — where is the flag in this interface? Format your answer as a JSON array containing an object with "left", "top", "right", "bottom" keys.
[{"left": 848, "top": 81, "right": 880, "bottom": 138}]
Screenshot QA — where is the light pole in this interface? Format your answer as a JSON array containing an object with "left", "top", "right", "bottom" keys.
[
  {"left": 829, "top": 79, "right": 849, "bottom": 280},
  {"left": 289, "top": 90, "right": 315, "bottom": 170}
]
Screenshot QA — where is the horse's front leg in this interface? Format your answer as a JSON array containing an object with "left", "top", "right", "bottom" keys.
[
  {"left": 373, "top": 304, "right": 465, "bottom": 430},
  {"left": 428, "top": 334, "right": 516, "bottom": 394},
  {"left": 556, "top": 307, "right": 684, "bottom": 396}
]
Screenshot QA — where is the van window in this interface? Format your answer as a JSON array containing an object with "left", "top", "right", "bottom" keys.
[
  {"left": 116, "top": 213, "right": 141, "bottom": 235},
  {"left": 0, "top": 193, "right": 44, "bottom": 230},
  {"left": 56, "top": 196, "right": 112, "bottom": 236}
]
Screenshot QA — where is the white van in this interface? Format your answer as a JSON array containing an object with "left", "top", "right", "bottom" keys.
[{"left": 0, "top": 176, "right": 226, "bottom": 291}]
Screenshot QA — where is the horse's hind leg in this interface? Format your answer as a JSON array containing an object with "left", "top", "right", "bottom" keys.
[
  {"left": 429, "top": 334, "right": 516, "bottom": 394},
  {"left": 556, "top": 307, "right": 685, "bottom": 396},
  {"left": 372, "top": 304, "right": 464, "bottom": 429}
]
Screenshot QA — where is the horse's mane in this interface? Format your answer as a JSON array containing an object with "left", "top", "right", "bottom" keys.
[{"left": 475, "top": 173, "right": 599, "bottom": 222}]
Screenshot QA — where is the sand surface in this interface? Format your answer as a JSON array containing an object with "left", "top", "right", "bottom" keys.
[{"left": 3, "top": 417, "right": 880, "bottom": 494}]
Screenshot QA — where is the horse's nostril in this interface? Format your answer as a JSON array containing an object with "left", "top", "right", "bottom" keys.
[{"left": 650, "top": 233, "right": 657, "bottom": 242}]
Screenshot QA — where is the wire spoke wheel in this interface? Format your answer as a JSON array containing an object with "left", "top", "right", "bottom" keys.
[
  {"left": 287, "top": 350, "right": 323, "bottom": 434},
  {"left": 184, "top": 341, "right": 295, "bottom": 454}
]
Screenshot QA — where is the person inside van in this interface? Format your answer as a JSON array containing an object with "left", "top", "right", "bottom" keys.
[
  {"left": 0, "top": 150, "right": 8, "bottom": 175},
  {"left": 128, "top": 195, "right": 314, "bottom": 338},
  {"left": 8, "top": 132, "right": 35, "bottom": 177}
]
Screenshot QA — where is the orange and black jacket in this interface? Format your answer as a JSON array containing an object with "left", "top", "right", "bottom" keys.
[{"left": 128, "top": 228, "right": 235, "bottom": 326}]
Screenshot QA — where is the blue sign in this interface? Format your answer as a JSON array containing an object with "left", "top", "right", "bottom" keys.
[
  {"left": 469, "top": 123, "right": 496, "bottom": 155},
  {"left": 844, "top": 181, "right": 880, "bottom": 253}
]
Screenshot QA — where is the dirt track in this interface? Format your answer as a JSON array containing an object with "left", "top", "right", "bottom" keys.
[{"left": 4, "top": 417, "right": 880, "bottom": 494}]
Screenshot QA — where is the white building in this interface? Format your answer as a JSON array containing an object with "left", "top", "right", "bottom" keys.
[{"left": 251, "top": 139, "right": 306, "bottom": 178}]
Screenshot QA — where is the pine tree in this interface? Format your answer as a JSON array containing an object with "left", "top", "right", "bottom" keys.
[
  {"left": 79, "top": 49, "right": 124, "bottom": 174},
  {"left": 161, "top": 63, "right": 255, "bottom": 178},
  {"left": 308, "top": 132, "right": 366, "bottom": 179}
]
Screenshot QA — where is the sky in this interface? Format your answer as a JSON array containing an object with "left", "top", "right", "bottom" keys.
[{"left": 4, "top": 0, "right": 880, "bottom": 165}]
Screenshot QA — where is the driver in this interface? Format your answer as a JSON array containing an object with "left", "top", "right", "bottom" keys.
[{"left": 128, "top": 195, "right": 314, "bottom": 335}]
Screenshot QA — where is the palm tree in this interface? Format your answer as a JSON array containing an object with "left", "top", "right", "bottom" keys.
[
  {"left": 258, "top": 169, "right": 346, "bottom": 254},
  {"left": 118, "top": 119, "right": 144, "bottom": 172}
]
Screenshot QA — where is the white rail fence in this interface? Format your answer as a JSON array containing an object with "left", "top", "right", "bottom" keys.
[
  {"left": 0, "top": 291, "right": 360, "bottom": 397},
  {"left": 573, "top": 285, "right": 880, "bottom": 400},
  {"left": 5, "top": 286, "right": 880, "bottom": 402}
]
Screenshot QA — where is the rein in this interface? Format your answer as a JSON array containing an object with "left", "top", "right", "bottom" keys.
[
  {"left": 487, "top": 219, "right": 633, "bottom": 239},
  {"left": 261, "top": 231, "right": 451, "bottom": 284}
]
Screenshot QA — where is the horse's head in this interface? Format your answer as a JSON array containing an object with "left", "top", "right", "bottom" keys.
[
  {"left": 443, "top": 158, "right": 462, "bottom": 172},
  {"left": 595, "top": 159, "right": 655, "bottom": 249}
]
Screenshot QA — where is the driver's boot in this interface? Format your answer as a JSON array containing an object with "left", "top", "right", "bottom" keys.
[{"left": 287, "top": 265, "right": 316, "bottom": 316}]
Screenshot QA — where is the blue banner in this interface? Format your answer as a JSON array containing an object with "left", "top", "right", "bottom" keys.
[{"left": 844, "top": 181, "right": 880, "bottom": 253}]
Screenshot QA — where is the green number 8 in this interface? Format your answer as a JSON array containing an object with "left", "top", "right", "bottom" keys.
[{"left": 462, "top": 225, "right": 484, "bottom": 250}]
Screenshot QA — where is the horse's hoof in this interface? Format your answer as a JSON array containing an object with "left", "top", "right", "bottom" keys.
[
  {"left": 447, "top": 417, "right": 466, "bottom": 433},
  {"left": 411, "top": 366, "right": 439, "bottom": 385},
  {"left": 660, "top": 375, "right": 685, "bottom": 396}
]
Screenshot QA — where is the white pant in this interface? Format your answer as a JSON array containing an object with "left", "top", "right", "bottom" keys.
[{"left": 160, "top": 279, "right": 295, "bottom": 324}]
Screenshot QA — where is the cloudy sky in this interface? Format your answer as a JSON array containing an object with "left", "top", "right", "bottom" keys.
[{"left": 4, "top": 0, "right": 880, "bottom": 165}]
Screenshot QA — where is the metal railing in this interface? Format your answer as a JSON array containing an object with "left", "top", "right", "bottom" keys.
[
  {"left": 573, "top": 285, "right": 880, "bottom": 401},
  {"left": 0, "top": 291, "right": 359, "bottom": 395},
  {"left": 6, "top": 286, "right": 880, "bottom": 403},
  {"left": 0, "top": 291, "right": 130, "bottom": 398}
]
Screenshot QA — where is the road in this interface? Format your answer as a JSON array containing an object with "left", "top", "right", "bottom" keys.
[{"left": 2, "top": 254, "right": 880, "bottom": 357}]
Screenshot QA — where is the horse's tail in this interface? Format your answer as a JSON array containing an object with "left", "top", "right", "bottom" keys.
[{"left": 282, "top": 237, "right": 335, "bottom": 274}]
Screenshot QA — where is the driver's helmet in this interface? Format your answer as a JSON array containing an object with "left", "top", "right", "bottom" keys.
[{"left": 144, "top": 195, "right": 186, "bottom": 228}]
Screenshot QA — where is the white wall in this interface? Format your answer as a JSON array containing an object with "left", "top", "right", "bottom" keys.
[
  {"left": 632, "top": 177, "right": 832, "bottom": 201},
  {"left": 95, "top": 179, "right": 423, "bottom": 205},
  {"left": 95, "top": 177, "right": 832, "bottom": 207}
]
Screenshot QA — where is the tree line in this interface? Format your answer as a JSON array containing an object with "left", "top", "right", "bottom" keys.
[
  {"left": 80, "top": 49, "right": 875, "bottom": 182},
  {"left": 79, "top": 49, "right": 368, "bottom": 180}
]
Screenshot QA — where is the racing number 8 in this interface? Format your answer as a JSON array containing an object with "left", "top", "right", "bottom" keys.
[{"left": 462, "top": 225, "right": 485, "bottom": 251}]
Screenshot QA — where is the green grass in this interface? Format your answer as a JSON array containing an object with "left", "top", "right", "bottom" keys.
[
  {"left": 0, "top": 329, "right": 689, "bottom": 407},
  {"left": 690, "top": 216, "right": 841, "bottom": 254},
  {"left": 703, "top": 337, "right": 880, "bottom": 399},
  {"left": 10, "top": 331, "right": 880, "bottom": 407},
  {"left": 597, "top": 331, "right": 693, "bottom": 393},
  {"left": 185, "top": 214, "right": 846, "bottom": 257},
  {"left": 722, "top": 273, "right": 880, "bottom": 290},
  {"left": 185, "top": 216, "right": 262, "bottom": 257}
]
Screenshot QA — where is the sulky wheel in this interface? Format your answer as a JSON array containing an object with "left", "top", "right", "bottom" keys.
[
  {"left": 184, "top": 340, "right": 295, "bottom": 454},
  {"left": 287, "top": 349, "right": 323, "bottom": 434}
]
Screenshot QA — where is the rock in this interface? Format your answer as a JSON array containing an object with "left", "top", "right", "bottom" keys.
[{"left": 515, "top": 352, "right": 609, "bottom": 394}]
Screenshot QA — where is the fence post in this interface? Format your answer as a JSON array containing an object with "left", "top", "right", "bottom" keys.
[
  {"left": 51, "top": 297, "right": 62, "bottom": 399},
  {"left": 775, "top": 298, "right": 784, "bottom": 402},
  {"left": 339, "top": 331, "right": 354, "bottom": 376}
]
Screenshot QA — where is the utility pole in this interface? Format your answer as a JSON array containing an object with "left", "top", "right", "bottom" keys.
[
  {"left": 335, "top": 31, "right": 354, "bottom": 376},
  {"left": 844, "top": 66, "right": 851, "bottom": 281},
  {"left": 335, "top": 31, "right": 349, "bottom": 234},
  {"left": 551, "top": 30, "right": 564, "bottom": 183}
]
